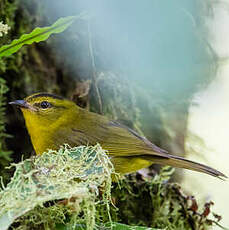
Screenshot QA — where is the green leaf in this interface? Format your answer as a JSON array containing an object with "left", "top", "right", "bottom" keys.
[{"left": 0, "top": 13, "right": 85, "bottom": 58}]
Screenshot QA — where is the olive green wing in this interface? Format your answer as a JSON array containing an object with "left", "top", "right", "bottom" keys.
[
  {"left": 70, "top": 111, "right": 169, "bottom": 158},
  {"left": 100, "top": 120, "right": 169, "bottom": 156}
]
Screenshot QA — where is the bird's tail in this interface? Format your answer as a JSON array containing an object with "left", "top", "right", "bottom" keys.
[{"left": 147, "top": 154, "right": 227, "bottom": 179}]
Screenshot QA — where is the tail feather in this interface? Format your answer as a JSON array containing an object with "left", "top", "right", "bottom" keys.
[{"left": 149, "top": 154, "right": 227, "bottom": 179}]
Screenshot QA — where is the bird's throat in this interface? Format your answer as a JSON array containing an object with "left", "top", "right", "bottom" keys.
[{"left": 22, "top": 110, "right": 56, "bottom": 154}]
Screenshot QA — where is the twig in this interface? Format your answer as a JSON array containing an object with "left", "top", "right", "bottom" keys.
[{"left": 87, "top": 20, "right": 103, "bottom": 114}]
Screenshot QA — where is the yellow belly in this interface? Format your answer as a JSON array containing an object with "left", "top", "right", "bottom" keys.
[{"left": 111, "top": 156, "right": 152, "bottom": 174}]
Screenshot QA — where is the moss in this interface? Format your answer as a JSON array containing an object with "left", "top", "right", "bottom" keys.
[
  {"left": 0, "top": 145, "right": 225, "bottom": 230},
  {"left": 0, "top": 78, "right": 12, "bottom": 180},
  {"left": 109, "top": 167, "right": 224, "bottom": 230},
  {"left": 0, "top": 144, "right": 113, "bottom": 230}
]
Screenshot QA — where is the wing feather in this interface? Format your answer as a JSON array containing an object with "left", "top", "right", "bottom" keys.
[{"left": 70, "top": 111, "right": 169, "bottom": 158}]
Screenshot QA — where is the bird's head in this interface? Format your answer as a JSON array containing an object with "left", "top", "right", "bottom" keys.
[{"left": 9, "top": 92, "right": 77, "bottom": 129}]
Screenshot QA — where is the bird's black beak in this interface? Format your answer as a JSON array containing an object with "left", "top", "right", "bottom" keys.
[{"left": 9, "top": 100, "right": 29, "bottom": 109}]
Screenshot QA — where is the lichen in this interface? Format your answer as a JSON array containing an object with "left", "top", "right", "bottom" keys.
[
  {"left": 0, "top": 144, "right": 114, "bottom": 230},
  {"left": 0, "top": 145, "right": 225, "bottom": 230}
]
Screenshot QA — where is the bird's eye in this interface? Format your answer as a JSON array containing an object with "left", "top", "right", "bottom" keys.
[{"left": 40, "top": 101, "right": 51, "bottom": 109}]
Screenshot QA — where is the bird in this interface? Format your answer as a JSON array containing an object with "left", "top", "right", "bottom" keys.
[{"left": 9, "top": 92, "right": 226, "bottom": 179}]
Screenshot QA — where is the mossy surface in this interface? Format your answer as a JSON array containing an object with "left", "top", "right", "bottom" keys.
[
  {"left": 110, "top": 168, "right": 224, "bottom": 230},
  {"left": 0, "top": 78, "right": 12, "bottom": 182},
  {"left": 0, "top": 147, "right": 224, "bottom": 230},
  {"left": 0, "top": 145, "right": 113, "bottom": 230}
]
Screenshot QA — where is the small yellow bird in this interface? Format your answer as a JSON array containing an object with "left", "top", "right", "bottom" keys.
[{"left": 10, "top": 92, "right": 226, "bottom": 179}]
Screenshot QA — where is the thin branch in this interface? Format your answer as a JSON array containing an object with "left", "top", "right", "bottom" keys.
[{"left": 87, "top": 20, "right": 103, "bottom": 114}]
